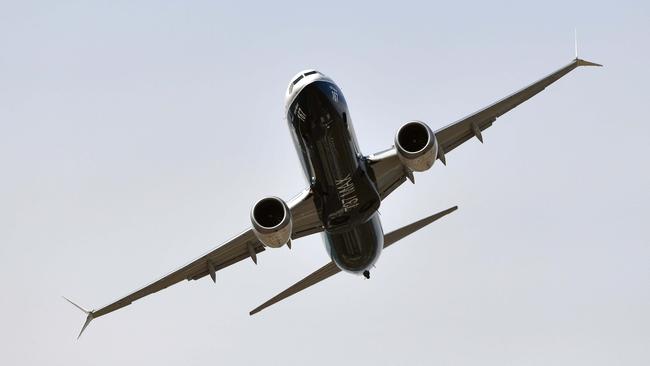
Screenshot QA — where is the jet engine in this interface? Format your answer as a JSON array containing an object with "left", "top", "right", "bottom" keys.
[
  {"left": 395, "top": 120, "right": 438, "bottom": 172},
  {"left": 250, "top": 197, "right": 293, "bottom": 248}
]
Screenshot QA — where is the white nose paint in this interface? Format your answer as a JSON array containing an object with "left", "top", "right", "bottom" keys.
[{"left": 284, "top": 69, "right": 334, "bottom": 111}]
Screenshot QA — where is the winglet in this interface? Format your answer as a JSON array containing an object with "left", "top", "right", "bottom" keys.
[
  {"left": 573, "top": 29, "right": 602, "bottom": 67},
  {"left": 575, "top": 58, "right": 603, "bottom": 67},
  {"left": 63, "top": 296, "right": 94, "bottom": 339},
  {"left": 574, "top": 28, "right": 579, "bottom": 59}
]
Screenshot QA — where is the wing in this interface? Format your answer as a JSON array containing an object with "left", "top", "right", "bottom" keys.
[
  {"left": 434, "top": 58, "right": 601, "bottom": 157},
  {"left": 368, "top": 58, "right": 602, "bottom": 199},
  {"left": 67, "top": 188, "right": 322, "bottom": 337},
  {"left": 366, "top": 147, "right": 407, "bottom": 200}
]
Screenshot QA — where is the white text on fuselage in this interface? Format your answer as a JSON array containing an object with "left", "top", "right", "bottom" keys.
[
  {"left": 329, "top": 85, "right": 340, "bottom": 103},
  {"left": 294, "top": 103, "right": 307, "bottom": 122},
  {"left": 335, "top": 173, "right": 359, "bottom": 212}
]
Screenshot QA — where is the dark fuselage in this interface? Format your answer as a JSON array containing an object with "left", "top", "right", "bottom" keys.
[{"left": 285, "top": 72, "right": 383, "bottom": 273}]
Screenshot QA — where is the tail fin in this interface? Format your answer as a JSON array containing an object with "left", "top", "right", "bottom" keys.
[{"left": 63, "top": 296, "right": 94, "bottom": 339}]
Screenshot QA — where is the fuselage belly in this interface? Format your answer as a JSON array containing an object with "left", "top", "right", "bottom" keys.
[{"left": 285, "top": 73, "right": 383, "bottom": 274}]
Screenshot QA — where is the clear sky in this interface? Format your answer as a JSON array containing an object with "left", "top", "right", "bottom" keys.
[{"left": 1, "top": 1, "right": 648, "bottom": 365}]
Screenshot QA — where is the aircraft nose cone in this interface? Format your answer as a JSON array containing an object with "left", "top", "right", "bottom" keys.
[{"left": 285, "top": 70, "right": 325, "bottom": 108}]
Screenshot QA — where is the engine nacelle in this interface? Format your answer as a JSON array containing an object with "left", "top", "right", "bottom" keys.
[
  {"left": 395, "top": 120, "right": 438, "bottom": 172},
  {"left": 251, "top": 197, "right": 293, "bottom": 248}
]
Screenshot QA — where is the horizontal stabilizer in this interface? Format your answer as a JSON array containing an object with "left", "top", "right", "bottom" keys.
[
  {"left": 249, "top": 262, "right": 341, "bottom": 315},
  {"left": 384, "top": 205, "right": 458, "bottom": 248},
  {"left": 250, "top": 205, "right": 457, "bottom": 315}
]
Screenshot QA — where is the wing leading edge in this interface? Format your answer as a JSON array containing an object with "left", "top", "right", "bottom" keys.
[
  {"left": 368, "top": 58, "right": 602, "bottom": 199},
  {"left": 435, "top": 58, "right": 601, "bottom": 157},
  {"left": 66, "top": 187, "right": 322, "bottom": 337},
  {"left": 67, "top": 57, "right": 601, "bottom": 334}
]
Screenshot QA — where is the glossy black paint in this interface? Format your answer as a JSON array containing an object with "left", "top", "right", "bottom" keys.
[
  {"left": 326, "top": 213, "right": 383, "bottom": 273},
  {"left": 287, "top": 78, "right": 383, "bottom": 273}
]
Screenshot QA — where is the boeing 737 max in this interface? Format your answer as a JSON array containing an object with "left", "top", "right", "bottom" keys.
[{"left": 65, "top": 57, "right": 601, "bottom": 338}]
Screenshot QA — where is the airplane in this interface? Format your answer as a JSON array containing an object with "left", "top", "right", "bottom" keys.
[{"left": 65, "top": 55, "right": 601, "bottom": 338}]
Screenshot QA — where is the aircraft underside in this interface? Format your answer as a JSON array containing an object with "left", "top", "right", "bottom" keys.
[{"left": 65, "top": 57, "right": 601, "bottom": 337}]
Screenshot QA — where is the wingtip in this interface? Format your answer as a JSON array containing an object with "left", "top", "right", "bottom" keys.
[
  {"left": 63, "top": 296, "right": 90, "bottom": 314},
  {"left": 77, "top": 313, "right": 94, "bottom": 339},
  {"left": 575, "top": 58, "right": 603, "bottom": 67},
  {"left": 63, "top": 296, "right": 94, "bottom": 339}
]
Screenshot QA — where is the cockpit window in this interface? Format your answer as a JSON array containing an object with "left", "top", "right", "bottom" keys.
[
  {"left": 304, "top": 71, "right": 318, "bottom": 76},
  {"left": 292, "top": 74, "right": 304, "bottom": 85}
]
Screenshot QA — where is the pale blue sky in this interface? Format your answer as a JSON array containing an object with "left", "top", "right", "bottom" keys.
[{"left": 1, "top": 1, "right": 648, "bottom": 365}]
